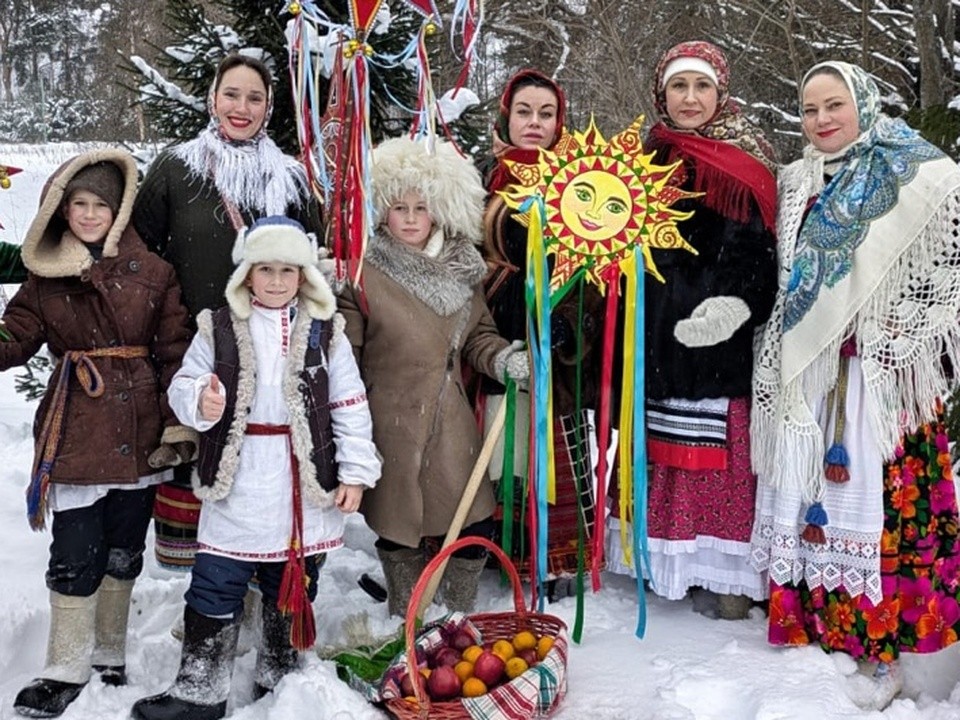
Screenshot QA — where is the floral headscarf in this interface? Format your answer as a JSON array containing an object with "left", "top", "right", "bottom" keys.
[
  {"left": 652, "top": 40, "right": 776, "bottom": 171},
  {"left": 784, "top": 61, "right": 944, "bottom": 332},
  {"left": 485, "top": 69, "right": 567, "bottom": 193}
]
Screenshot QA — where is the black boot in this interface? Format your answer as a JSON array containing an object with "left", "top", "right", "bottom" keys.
[
  {"left": 130, "top": 606, "right": 240, "bottom": 720},
  {"left": 252, "top": 600, "right": 299, "bottom": 700},
  {"left": 13, "top": 680, "right": 85, "bottom": 719}
]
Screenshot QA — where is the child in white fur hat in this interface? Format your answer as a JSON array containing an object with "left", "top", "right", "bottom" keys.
[
  {"left": 339, "top": 136, "right": 528, "bottom": 619},
  {"left": 132, "top": 216, "right": 381, "bottom": 720}
]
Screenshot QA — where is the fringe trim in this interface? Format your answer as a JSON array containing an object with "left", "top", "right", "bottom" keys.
[
  {"left": 753, "top": 182, "right": 960, "bottom": 503},
  {"left": 172, "top": 128, "right": 307, "bottom": 217}
]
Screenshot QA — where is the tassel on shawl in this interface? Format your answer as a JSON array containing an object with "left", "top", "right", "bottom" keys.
[
  {"left": 823, "top": 355, "right": 851, "bottom": 484},
  {"left": 801, "top": 501, "right": 828, "bottom": 544}
]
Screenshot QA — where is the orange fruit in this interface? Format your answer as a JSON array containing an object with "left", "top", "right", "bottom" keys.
[
  {"left": 512, "top": 630, "right": 537, "bottom": 651},
  {"left": 491, "top": 639, "right": 515, "bottom": 661},
  {"left": 461, "top": 677, "right": 487, "bottom": 698},
  {"left": 461, "top": 645, "right": 484, "bottom": 663},
  {"left": 536, "top": 635, "right": 554, "bottom": 660},
  {"left": 504, "top": 656, "right": 528, "bottom": 679},
  {"left": 453, "top": 660, "right": 474, "bottom": 683}
]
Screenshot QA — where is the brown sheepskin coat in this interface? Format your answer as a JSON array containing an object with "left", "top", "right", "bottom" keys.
[
  {"left": 339, "top": 230, "right": 510, "bottom": 548},
  {"left": 0, "top": 149, "right": 193, "bottom": 484}
]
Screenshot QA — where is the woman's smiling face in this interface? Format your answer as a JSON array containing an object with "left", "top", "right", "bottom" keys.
[{"left": 801, "top": 72, "right": 860, "bottom": 154}]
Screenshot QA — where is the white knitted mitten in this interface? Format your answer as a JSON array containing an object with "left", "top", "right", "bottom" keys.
[
  {"left": 493, "top": 340, "right": 530, "bottom": 390},
  {"left": 673, "top": 296, "right": 750, "bottom": 348}
]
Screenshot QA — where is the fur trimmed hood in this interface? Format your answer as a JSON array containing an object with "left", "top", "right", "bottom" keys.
[
  {"left": 21, "top": 148, "right": 139, "bottom": 278},
  {"left": 371, "top": 136, "right": 485, "bottom": 243},
  {"left": 366, "top": 227, "right": 487, "bottom": 316}
]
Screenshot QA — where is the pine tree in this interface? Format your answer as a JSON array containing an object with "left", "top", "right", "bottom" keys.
[{"left": 119, "top": 0, "right": 484, "bottom": 154}]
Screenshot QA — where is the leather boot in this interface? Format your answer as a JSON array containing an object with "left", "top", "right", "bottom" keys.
[
  {"left": 252, "top": 599, "right": 299, "bottom": 699},
  {"left": 91, "top": 575, "right": 134, "bottom": 686},
  {"left": 14, "top": 591, "right": 97, "bottom": 718},
  {"left": 439, "top": 556, "right": 486, "bottom": 613},
  {"left": 130, "top": 606, "right": 240, "bottom": 720},
  {"left": 377, "top": 547, "right": 424, "bottom": 617}
]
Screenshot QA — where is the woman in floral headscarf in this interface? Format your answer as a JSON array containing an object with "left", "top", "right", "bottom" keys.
[
  {"left": 750, "top": 61, "right": 960, "bottom": 710},
  {"left": 478, "top": 69, "right": 605, "bottom": 594},
  {"left": 606, "top": 41, "right": 777, "bottom": 619}
]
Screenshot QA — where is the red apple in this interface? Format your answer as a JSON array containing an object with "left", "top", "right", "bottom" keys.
[
  {"left": 426, "top": 665, "right": 462, "bottom": 701},
  {"left": 472, "top": 650, "right": 505, "bottom": 687},
  {"left": 430, "top": 646, "right": 462, "bottom": 668},
  {"left": 517, "top": 647, "right": 538, "bottom": 666},
  {"left": 450, "top": 629, "right": 475, "bottom": 651},
  {"left": 399, "top": 672, "right": 417, "bottom": 697}
]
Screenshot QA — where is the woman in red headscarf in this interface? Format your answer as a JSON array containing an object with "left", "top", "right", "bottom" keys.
[
  {"left": 479, "top": 70, "right": 604, "bottom": 595},
  {"left": 607, "top": 41, "right": 778, "bottom": 619}
]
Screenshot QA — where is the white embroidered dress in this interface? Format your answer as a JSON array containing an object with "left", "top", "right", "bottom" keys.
[{"left": 168, "top": 302, "right": 379, "bottom": 560}]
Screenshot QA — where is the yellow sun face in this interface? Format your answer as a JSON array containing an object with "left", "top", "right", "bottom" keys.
[
  {"left": 560, "top": 169, "right": 633, "bottom": 242},
  {"left": 501, "top": 115, "right": 699, "bottom": 291}
]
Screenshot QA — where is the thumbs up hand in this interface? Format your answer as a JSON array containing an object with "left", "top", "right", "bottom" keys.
[{"left": 199, "top": 373, "right": 226, "bottom": 422}]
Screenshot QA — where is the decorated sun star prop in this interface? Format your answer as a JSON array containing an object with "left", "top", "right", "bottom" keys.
[{"left": 500, "top": 115, "right": 699, "bottom": 291}]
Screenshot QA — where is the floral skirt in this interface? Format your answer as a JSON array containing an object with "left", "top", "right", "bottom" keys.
[{"left": 768, "top": 418, "right": 960, "bottom": 661}]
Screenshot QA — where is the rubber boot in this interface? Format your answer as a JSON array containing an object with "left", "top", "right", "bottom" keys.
[
  {"left": 130, "top": 606, "right": 240, "bottom": 720},
  {"left": 377, "top": 547, "right": 424, "bottom": 618},
  {"left": 439, "top": 556, "right": 487, "bottom": 613},
  {"left": 91, "top": 575, "right": 134, "bottom": 686},
  {"left": 252, "top": 599, "right": 298, "bottom": 700},
  {"left": 717, "top": 594, "right": 752, "bottom": 620},
  {"left": 14, "top": 591, "right": 97, "bottom": 718}
]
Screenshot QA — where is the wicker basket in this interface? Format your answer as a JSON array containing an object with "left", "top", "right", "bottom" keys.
[{"left": 384, "top": 536, "right": 568, "bottom": 720}]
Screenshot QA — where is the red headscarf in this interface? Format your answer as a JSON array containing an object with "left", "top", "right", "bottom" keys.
[
  {"left": 650, "top": 41, "right": 777, "bottom": 233},
  {"left": 485, "top": 69, "right": 566, "bottom": 193}
]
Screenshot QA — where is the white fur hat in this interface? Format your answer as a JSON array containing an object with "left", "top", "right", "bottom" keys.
[
  {"left": 224, "top": 216, "right": 336, "bottom": 320},
  {"left": 371, "top": 136, "right": 485, "bottom": 243}
]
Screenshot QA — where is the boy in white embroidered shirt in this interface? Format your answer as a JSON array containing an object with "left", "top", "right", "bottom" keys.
[{"left": 132, "top": 216, "right": 381, "bottom": 720}]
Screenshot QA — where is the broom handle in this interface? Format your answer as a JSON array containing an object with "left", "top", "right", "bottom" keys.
[{"left": 415, "top": 396, "right": 509, "bottom": 619}]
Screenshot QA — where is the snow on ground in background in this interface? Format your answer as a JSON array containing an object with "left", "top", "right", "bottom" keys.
[{"left": 2, "top": 143, "right": 960, "bottom": 719}]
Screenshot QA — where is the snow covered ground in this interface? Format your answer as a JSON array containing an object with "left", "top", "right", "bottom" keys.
[{"left": 2, "top": 143, "right": 960, "bottom": 720}]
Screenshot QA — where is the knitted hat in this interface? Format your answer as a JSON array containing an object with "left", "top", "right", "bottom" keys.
[
  {"left": 224, "top": 216, "right": 335, "bottom": 320},
  {"left": 62, "top": 161, "right": 124, "bottom": 216},
  {"left": 371, "top": 136, "right": 485, "bottom": 244},
  {"left": 660, "top": 57, "right": 719, "bottom": 89}
]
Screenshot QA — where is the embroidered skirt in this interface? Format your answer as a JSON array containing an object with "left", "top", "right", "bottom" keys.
[{"left": 607, "top": 397, "right": 764, "bottom": 600}]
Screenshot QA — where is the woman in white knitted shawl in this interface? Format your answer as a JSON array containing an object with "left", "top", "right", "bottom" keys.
[{"left": 750, "top": 60, "right": 960, "bottom": 709}]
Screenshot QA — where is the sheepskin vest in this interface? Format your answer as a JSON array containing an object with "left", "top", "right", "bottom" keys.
[{"left": 195, "top": 306, "right": 338, "bottom": 495}]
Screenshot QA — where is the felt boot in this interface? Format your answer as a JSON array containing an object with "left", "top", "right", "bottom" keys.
[
  {"left": 14, "top": 591, "right": 97, "bottom": 718},
  {"left": 377, "top": 547, "right": 424, "bottom": 618},
  {"left": 716, "top": 594, "right": 752, "bottom": 620},
  {"left": 91, "top": 575, "right": 134, "bottom": 686},
  {"left": 439, "top": 556, "right": 487, "bottom": 613},
  {"left": 237, "top": 585, "right": 262, "bottom": 655},
  {"left": 252, "top": 599, "right": 298, "bottom": 700},
  {"left": 130, "top": 606, "right": 240, "bottom": 720},
  {"left": 846, "top": 660, "right": 903, "bottom": 711}
]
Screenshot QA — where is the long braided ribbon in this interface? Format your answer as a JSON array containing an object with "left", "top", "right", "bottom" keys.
[{"left": 27, "top": 346, "right": 149, "bottom": 531}]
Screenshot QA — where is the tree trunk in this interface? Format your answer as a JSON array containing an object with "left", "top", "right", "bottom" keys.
[{"left": 915, "top": 0, "right": 944, "bottom": 108}]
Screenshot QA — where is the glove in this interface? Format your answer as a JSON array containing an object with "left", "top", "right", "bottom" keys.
[
  {"left": 147, "top": 441, "right": 196, "bottom": 469},
  {"left": 673, "top": 296, "right": 750, "bottom": 348},
  {"left": 494, "top": 340, "right": 530, "bottom": 390}
]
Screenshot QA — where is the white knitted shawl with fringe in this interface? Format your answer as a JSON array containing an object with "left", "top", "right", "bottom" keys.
[{"left": 751, "top": 151, "right": 960, "bottom": 503}]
